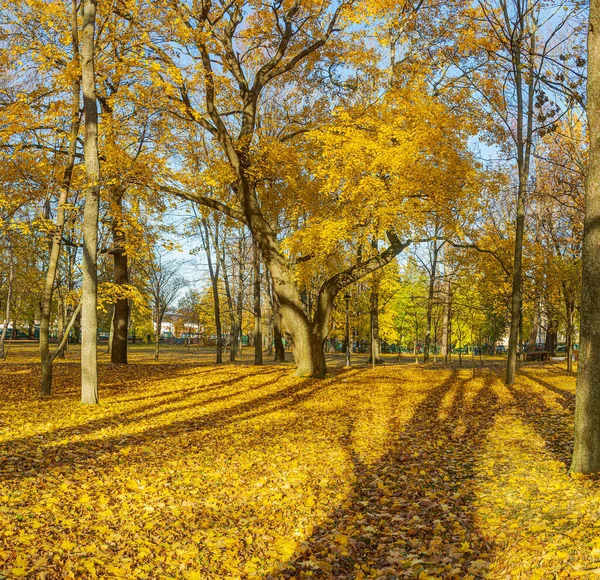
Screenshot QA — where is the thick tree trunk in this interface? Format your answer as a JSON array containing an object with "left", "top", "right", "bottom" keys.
[
  {"left": 273, "top": 290, "right": 286, "bottom": 362},
  {"left": 571, "top": 0, "right": 600, "bottom": 473},
  {"left": 545, "top": 319, "right": 558, "bottom": 356},
  {"left": 80, "top": 0, "right": 100, "bottom": 405},
  {"left": 368, "top": 284, "right": 382, "bottom": 364},
  {"left": 111, "top": 193, "right": 129, "bottom": 364},
  {"left": 40, "top": 0, "right": 80, "bottom": 396},
  {"left": 0, "top": 244, "right": 14, "bottom": 360},
  {"left": 253, "top": 238, "right": 263, "bottom": 365},
  {"left": 289, "top": 318, "right": 326, "bottom": 377}
]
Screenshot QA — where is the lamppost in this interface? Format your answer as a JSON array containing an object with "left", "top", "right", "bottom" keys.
[{"left": 344, "top": 292, "right": 351, "bottom": 367}]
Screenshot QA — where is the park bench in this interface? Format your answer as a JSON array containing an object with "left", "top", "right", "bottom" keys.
[{"left": 525, "top": 350, "right": 550, "bottom": 361}]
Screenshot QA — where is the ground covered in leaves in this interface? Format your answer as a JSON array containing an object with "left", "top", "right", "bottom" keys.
[{"left": 1, "top": 346, "right": 598, "bottom": 579}]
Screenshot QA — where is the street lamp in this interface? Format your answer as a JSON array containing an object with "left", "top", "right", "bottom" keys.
[{"left": 344, "top": 292, "right": 351, "bottom": 367}]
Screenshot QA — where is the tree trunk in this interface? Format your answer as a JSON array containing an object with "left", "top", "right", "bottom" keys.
[
  {"left": 545, "top": 319, "right": 558, "bottom": 357},
  {"left": 273, "top": 289, "right": 286, "bottom": 362},
  {"left": 505, "top": 11, "right": 535, "bottom": 386},
  {"left": 424, "top": 240, "right": 440, "bottom": 363},
  {"left": 111, "top": 193, "right": 129, "bottom": 364},
  {"left": 506, "top": 188, "right": 525, "bottom": 384},
  {"left": 218, "top": 239, "right": 236, "bottom": 361},
  {"left": 201, "top": 218, "right": 223, "bottom": 364},
  {"left": 253, "top": 237, "right": 263, "bottom": 365},
  {"left": 155, "top": 306, "right": 161, "bottom": 362},
  {"left": 107, "top": 305, "right": 114, "bottom": 354},
  {"left": 236, "top": 235, "right": 245, "bottom": 359},
  {"left": 39, "top": 0, "right": 80, "bottom": 396},
  {"left": 368, "top": 284, "right": 382, "bottom": 364},
  {"left": 442, "top": 278, "right": 452, "bottom": 363},
  {"left": 413, "top": 320, "right": 419, "bottom": 357},
  {"left": 80, "top": 0, "right": 100, "bottom": 405},
  {"left": 565, "top": 297, "right": 575, "bottom": 373},
  {"left": 56, "top": 298, "right": 66, "bottom": 359},
  {"left": 0, "top": 243, "right": 14, "bottom": 360},
  {"left": 571, "top": 0, "right": 600, "bottom": 473},
  {"left": 527, "top": 301, "right": 540, "bottom": 354},
  {"left": 266, "top": 281, "right": 274, "bottom": 357},
  {"left": 289, "top": 318, "right": 326, "bottom": 377}
]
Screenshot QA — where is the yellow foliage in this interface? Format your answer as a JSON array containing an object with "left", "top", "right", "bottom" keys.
[{"left": 0, "top": 346, "right": 596, "bottom": 578}]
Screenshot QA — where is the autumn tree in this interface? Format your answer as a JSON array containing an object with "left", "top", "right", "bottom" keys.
[
  {"left": 455, "top": 0, "right": 585, "bottom": 383},
  {"left": 571, "top": 0, "right": 600, "bottom": 475},
  {"left": 142, "top": 252, "right": 187, "bottom": 361},
  {"left": 118, "top": 0, "right": 481, "bottom": 377}
]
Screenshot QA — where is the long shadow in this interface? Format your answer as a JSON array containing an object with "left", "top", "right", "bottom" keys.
[
  {"left": 0, "top": 376, "right": 321, "bottom": 484},
  {"left": 1, "top": 368, "right": 286, "bottom": 451},
  {"left": 518, "top": 369, "right": 575, "bottom": 410},
  {"left": 276, "top": 370, "right": 501, "bottom": 578},
  {"left": 104, "top": 368, "right": 284, "bottom": 406},
  {"left": 0, "top": 361, "right": 219, "bottom": 404},
  {"left": 505, "top": 377, "right": 574, "bottom": 467}
]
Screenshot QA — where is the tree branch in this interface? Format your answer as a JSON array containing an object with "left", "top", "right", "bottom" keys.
[{"left": 159, "top": 184, "right": 247, "bottom": 224}]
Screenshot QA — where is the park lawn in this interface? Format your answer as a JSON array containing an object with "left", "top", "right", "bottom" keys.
[{"left": 0, "top": 353, "right": 598, "bottom": 579}]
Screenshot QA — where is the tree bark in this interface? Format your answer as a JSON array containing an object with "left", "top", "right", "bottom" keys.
[
  {"left": 40, "top": 0, "right": 80, "bottom": 396},
  {"left": 80, "top": 0, "right": 100, "bottom": 405},
  {"left": 266, "top": 275, "right": 274, "bottom": 357},
  {"left": 545, "top": 319, "right": 558, "bottom": 357},
  {"left": 442, "top": 278, "right": 452, "bottom": 363},
  {"left": 56, "top": 297, "right": 66, "bottom": 359},
  {"left": 368, "top": 280, "right": 382, "bottom": 364},
  {"left": 273, "top": 289, "right": 286, "bottom": 362},
  {"left": 201, "top": 217, "right": 223, "bottom": 364},
  {"left": 527, "top": 301, "right": 540, "bottom": 354},
  {"left": 565, "top": 296, "right": 575, "bottom": 373},
  {"left": 107, "top": 305, "right": 114, "bottom": 354},
  {"left": 236, "top": 234, "right": 245, "bottom": 359},
  {"left": 505, "top": 3, "right": 535, "bottom": 386},
  {"left": 111, "top": 192, "right": 129, "bottom": 364},
  {"left": 218, "top": 238, "right": 236, "bottom": 361},
  {"left": 0, "top": 243, "right": 14, "bottom": 360},
  {"left": 253, "top": 237, "right": 263, "bottom": 365},
  {"left": 424, "top": 240, "right": 440, "bottom": 363},
  {"left": 571, "top": 0, "right": 600, "bottom": 473},
  {"left": 154, "top": 303, "right": 161, "bottom": 362}
]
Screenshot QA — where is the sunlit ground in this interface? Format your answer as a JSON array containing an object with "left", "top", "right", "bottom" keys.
[{"left": 0, "top": 343, "right": 596, "bottom": 579}]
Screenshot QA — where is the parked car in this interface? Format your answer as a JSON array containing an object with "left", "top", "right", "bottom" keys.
[{"left": 496, "top": 345, "right": 507, "bottom": 354}]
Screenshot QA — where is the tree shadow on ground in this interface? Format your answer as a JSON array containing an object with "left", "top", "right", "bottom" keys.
[
  {"left": 275, "top": 370, "right": 501, "bottom": 579},
  {"left": 504, "top": 371, "right": 574, "bottom": 467},
  {"left": 0, "top": 370, "right": 323, "bottom": 484},
  {"left": 0, "top": 361, "right": 221, "bottom": 403},
  {"left": 518, "top": 369, "right": 575, "bottom": 409}
]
